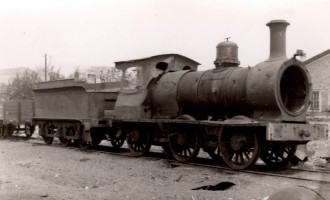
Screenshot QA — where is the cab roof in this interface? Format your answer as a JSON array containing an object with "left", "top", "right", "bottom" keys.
[{"left": 115, "top": 54, "right": 200, "bottom": 72}]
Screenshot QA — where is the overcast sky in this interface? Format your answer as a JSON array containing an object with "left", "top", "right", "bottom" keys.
[{"left": 0, "top": 0, "right": 330, "bottom": 75}]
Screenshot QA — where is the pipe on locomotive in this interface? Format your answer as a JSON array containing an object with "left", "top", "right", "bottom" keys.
[{"left": 175, "top": 20, "right": 311, "bottom": 122}]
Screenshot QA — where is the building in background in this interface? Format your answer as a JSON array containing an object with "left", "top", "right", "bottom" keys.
[{"left": 305, "top": 49, "right": 330, "bottom": 120}]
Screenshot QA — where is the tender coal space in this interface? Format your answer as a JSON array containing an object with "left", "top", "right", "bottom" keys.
[{"left": 192, "top": 181, "right": 235, "bottom": 191}]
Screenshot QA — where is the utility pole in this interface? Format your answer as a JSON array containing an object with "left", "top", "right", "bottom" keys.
[{"left": 45, "top": 54, "right": 47, "bottom": 82}]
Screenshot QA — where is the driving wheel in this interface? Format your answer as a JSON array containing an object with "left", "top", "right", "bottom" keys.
[
  {"left": 260, "top": 143, "right": 297, "bottom": 168},
  {"left": 126, "top": 129, "right": 152, "bottom": 156},
  {"left": 168, "top": 128, "right": 200, "bottom": 162},
  {"left": 220, "top": 130, "right": 261, "bottom": 170}
]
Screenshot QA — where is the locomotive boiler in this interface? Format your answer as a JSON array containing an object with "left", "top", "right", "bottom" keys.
[{"left": 152, "top": 20, "right": 309, "bottom": 122}]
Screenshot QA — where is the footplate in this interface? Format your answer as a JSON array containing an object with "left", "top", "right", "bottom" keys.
[{"left": 266, "top": 123, "right": 328, "bottom": 141}]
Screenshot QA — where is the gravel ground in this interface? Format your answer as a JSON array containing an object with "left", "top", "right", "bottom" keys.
[{"left": 0, "top": 137, "right": 329, "bottom": 200}]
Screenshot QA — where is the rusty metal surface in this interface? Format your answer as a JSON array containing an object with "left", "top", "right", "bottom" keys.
[
  {"left": 176, "top": 57, "right": 307, "bottom": 122},
  {"left": 247, "top": 58, "right": 311, "bottom": 121},
  {"left": 178, "top": 67, "right": 249, "bottom": 112},
  {"left": 151, "top": 70, "right": 190, "bottom": 119},
  {"left": 266, "top": 20, "right": 290, "bottom": 61},
  {"left": 214, "top": 40, "right": 240, "bottom": 68},
  {"left": 175, "top": 56, "right": 310, "bottom": 122},
  {"left": 114, "top": 89, "right": 151, "bottom": 119},
  {"left": 266, "top": 122, "right": 328, "bottom": 141}
]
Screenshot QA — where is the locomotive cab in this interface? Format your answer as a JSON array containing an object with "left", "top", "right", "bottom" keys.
[{"left": 113, "top": 54, "right": 199, "bottom": 120}]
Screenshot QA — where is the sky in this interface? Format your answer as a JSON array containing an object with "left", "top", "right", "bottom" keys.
[{"left": 0, "top": 0, "right": 330, "bottom": 75}]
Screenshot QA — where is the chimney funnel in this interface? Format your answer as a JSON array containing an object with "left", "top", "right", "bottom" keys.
[{"left": 267, "top": 20, "right": 290, "bottom": 61}]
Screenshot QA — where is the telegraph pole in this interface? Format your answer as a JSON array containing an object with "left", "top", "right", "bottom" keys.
[{"left": 45, "top": 54, "right": 47, "bottom": 82}]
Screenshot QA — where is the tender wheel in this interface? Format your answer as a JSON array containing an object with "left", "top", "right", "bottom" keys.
[
  {"left": 59, "top": 137, "right": 71, "bottom": 146},
  {"left": 42, "top": 126, "right": 55, "bottom": 145},
  {"left": 92, "top": 138, "right": 102, "bottom": 146},
  {"left": 25, "top": 123, "right": 34, "bottom": 138},
  {"left": 61, "top": 126, "right": 75, "bottom": 147},
  {"left": 110, "top": 130, "right": 125, "bottom": 148},
  {"left": 126, "top": 129, "right": 152, "bottom": 156},
  {"left": 220, "top": 130, "right": 261, "bottom": 170},
  {"left": 203, "top": 146, "right": 223, "bottom": 162},
  {"left": 91, "top": 135, "right": 102, "bottom": 146},
  {"left": 260, "top": 144, "right": 297, "bottom": 168},
  {"left": 79, "top": 140, "right": 90, "bottom": 149},
  {"left": 42, "top": 136, "right": 54, "bottom": 144},
  {"left": 6, "top": 124, "right": 15, "bottom": 136},
  {"left": 168, "top": 128, "right": 201, "bottom": 162}
]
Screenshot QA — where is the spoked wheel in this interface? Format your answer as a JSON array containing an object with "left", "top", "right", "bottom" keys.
[
  {"left": 59, "top": 137, "right": 71, "bottom": 146},
  {"left": 220, "top": 130, "right": 261, "bottom": 170},
  {"left": 168, "top": 129, "right": 201, "bottom": 162},
  {"left": 43, "top": 136, "right": 54, "bottom": 144},
  {"left": 260, "top": 143, "right": 297, "bottom": 168},
  {"left": 79, "top": 140, "right": 90, "bottom": 150},
  {"left": 25, "top": 123, "right": 34, "bottom": 138},
  {"left": 110, "top": 130, "right": 125, "bottom": 149},
  {"left": 43, "top": 126, "right": 55, "bottom": 145},
  {"left": 203, "top": 146, "right": 223, "bottom": 162},
  {"left": 126, "top": 129, "right": 152, "bottom": 156}
]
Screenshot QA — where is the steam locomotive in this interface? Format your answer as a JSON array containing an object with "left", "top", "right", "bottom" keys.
[{"left": 33, "top": 20, "right": 328, "bottom": 170}]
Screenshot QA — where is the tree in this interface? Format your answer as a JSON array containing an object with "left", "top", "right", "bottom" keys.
[
  {"left": 68, "top": 66, "right": 122, "bottom": 83},
  {"left": 47, "top": 65, "right": 65, "bottom": 81},
  {"left": 86, "top": 66, "right": 122, "bottom": 82},
  {"left": 68, "top": 67, "right": 87, "bottom": 81},
  {"left": 6, "top": 69, "right": 41, "bottom": 100},
  {"left": 36, "top": 65, "right": 65, "bottom": 81}
]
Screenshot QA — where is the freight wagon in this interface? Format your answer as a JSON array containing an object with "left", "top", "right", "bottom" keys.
[{"left": 0, "top": 100, "right": 34, "bottom": 138}]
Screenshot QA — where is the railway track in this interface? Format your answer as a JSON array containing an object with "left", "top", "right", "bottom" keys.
[{"left": 3, "top": 135, "right": 330, "bottom": 185}]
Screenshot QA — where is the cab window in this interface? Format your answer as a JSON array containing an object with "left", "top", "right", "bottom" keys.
[{"left": 122, "top": 66, "right": 144, "bottom": 90}]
